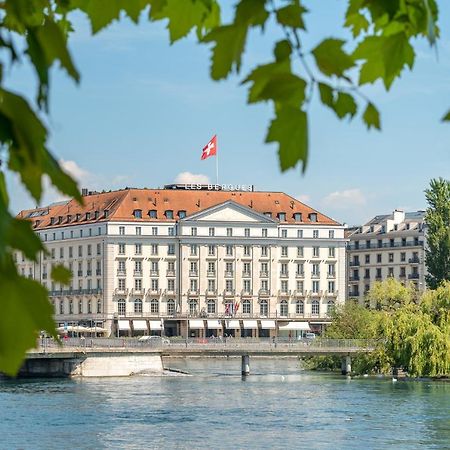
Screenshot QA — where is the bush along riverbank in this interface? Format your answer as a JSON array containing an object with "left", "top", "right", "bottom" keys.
[{"left": 307, "top": 279, "right": 450, "bottom": 378}]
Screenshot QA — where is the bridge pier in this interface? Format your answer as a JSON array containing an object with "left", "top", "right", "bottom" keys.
[
  {"left": 241, "top": 355, "right": 250, "bottom": 376},
  {"left": 341, "top": 355, "right": 352, "bottom": 375}
]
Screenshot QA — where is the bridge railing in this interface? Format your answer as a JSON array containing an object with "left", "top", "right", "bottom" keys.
[{"left": 34, "top": 337, "right": 377, "bottom": 352}]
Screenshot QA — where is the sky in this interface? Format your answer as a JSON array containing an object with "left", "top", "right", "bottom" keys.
[{"left": 6, "top": 1, "right": 450, "bottom": 226}]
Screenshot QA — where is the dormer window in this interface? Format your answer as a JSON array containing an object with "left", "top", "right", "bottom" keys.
[
  {"left": 86, "top": 212, "right": 91, "bottom": 220},
  {"left": 309, "top": 213, "right": 317, "bottom": 222},
  {"left": 75, "top": 213, "right": 81, "bottom": 221},
  {"left": 58, "top": 216, "right": 63, "bottom": 224},
  {"left": 264, "top": 212, "right": 272, "bottom": 218},
  {"left": 148, "top": 209, "right": 157, "bottom": 219},
  {"left": 293, "top": 213, "right": 302, "bottom": 222},
  {"left": 133, "top": 209, "right": 142, "bottom": 219},
  {"left": 178, "top": 210, "right": 186, "bottom": 219},
  {"left": 104, "top": 210, "right": 109, "bottom": 218},
  {"left": 67, "top": 215, "right": 72, "bottom": 222},
  {"left": 35, "top": 220, "right": 41, "bottom": 227},
  {"left": 165, "top": 210, "right": 174, "bottom": 219},
  {"left": 50, "top": 217, "right": 55, "bottom": 225},
  {"left": 94, "top": 210, "right": 99, "bottom": 219},
  {"left": 278, "top": 212, "right": 286, "bottom": 221}
]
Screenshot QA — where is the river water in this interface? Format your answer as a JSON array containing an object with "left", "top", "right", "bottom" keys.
[{"left": 1, "top": 358, "right": 449, "bottom": 449}]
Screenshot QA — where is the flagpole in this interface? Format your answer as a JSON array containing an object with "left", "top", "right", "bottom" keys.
[{"left": 216, "top": 135, "right": 219, "bottom": 185}]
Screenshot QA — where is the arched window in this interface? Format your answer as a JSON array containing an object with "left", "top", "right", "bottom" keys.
[
  {"left": 312, "top": 299, "right": 320, "bottom": 316},
  {"left": 327, "top": 300, "right": 335, "bottom": 314},
  {"left": 280, "top": 300, "right": 288, "bottom": 317},
  {"left": 78, "top": 300, "right": 83, "bottom": 314},
  {"left": 296, "top": 300, "right": 304, "bottom": 315},
  {"left": 242, "top": 299, "right": 251, "bottom": 315},
  {"left": 150, "top": 299, "right": 159, "bottom": 314},
  {"left": 59, "top": 300, "right": 64, "bottom": 315},
  {"left": 118, "top": 298, "right": 126, "bottom": 315},
  {"left": 167, "top": 299, "right": 175, "bottom": 316},
  {"left": 260, "top": 299, "right": 268, "bottom": 317},
  {"left": 188, "top": 299, "right": 198, "bottom": 315},
  {"left": 97, "top": 300, "right": 102, "bottom": 314},
  {"left": 207, "top": 299, "right": 216, "bottom": 314},
  {"left": 134, "top": 298, "right": 143, "bottom": 313}
]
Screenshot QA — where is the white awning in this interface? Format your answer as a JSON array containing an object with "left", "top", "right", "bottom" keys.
[
  {"left": 133, "top": 320, "right": 148, "bottom": 331},
  {"left": 260, "top": 320, "right": 276, "bottom": 329},
  {"left": 279, "top": 322, "right": 311, "bottom": 331},
  {"left": 189, "top": 319, "right": 205, "bottom": 329},
  {"left": 242, "top": 320, "right": 258, "bottom": 329},
  {"left": 225, "top": 320, "right": 240, "bottom": 329},
  {"left": 118, "top": 320, "right": 130, "bottom": 330},
  {"left": 149, "top": 320, "right": 164, "bottom": 330},
  {"left": 207, "top": 319, "right": 223, "bottom": 329}
]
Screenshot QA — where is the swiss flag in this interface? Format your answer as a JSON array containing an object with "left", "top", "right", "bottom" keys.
[{"left": 201, "top": 135, "right": 217, "bottom": 160}]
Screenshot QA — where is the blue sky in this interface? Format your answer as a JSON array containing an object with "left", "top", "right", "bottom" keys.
[{"left": 7, "top": 1, "right": 450, "bottom": 225}]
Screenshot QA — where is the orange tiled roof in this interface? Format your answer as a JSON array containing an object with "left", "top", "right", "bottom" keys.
[{"left": 18, "top": 188, "right": 340, "bottom": 229}]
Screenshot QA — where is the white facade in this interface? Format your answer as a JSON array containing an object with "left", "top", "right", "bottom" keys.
[{"left": 16, "top": 191, "right": 347, "bottom": 337}]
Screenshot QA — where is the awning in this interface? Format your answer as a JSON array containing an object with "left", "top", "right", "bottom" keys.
[
  {"left": 279, "top": 322, "right": 311, "bottom": 331},
  {"left": 242, "top": 320, "right": 258, "bottom": 329},
  {"left": 149, "top": 320, "right": 163, "bottom": 330},
  {"left": 225, "top": 320, "right": 240, "bottom": 329},
  {"left": 189, "top": 319, "right": 205, "bottom": 329},
  {"left": 260, "top": 320, "right": 276, "bottom": 329},
  {"left": 207, "top": 319, "right": 222, "bottom": 329},
  {"left": 118, "top": 320, "right": 131, "bottom": 330},
  {"left": 133, "top": 320, "right": 148, "bottom": 331}
]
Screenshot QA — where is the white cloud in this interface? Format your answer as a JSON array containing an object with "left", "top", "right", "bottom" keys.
[
  {"left": 322, "top": 189, "right": 366, "bottom": 209},
  {"left": 174, "top": 172, "right": 210, "bottom": 185},
  {"left": 60, "top": 159, "right": 91, "bottom": 183},
  {"left": 295, "top": 194, "right": 311, "bottom": 204}
]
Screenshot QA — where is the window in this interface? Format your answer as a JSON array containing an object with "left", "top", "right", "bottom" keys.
[
  {"left": 281, "top": 263, "right": 288, "bottom": 275},
  {"left": 207, "top": 279, "right": 216, "bottom": 292},
  {"left": 133, "top": 209, "right": 142, "bottom": 219},
  {"left": 61, "top": 232, "right": 65, "bottom": 240},
  {"left": 327, "top": 300, "right": 335, "bottom": 314},
  {"left": 165, "top": 210, "right": 174, "bottom": 219},
  {"left": 281, "top": 280, "right": 288, "bottom": 293},
  {"left": 281, "top": 229, "right": 287, "bottom": 238},
  {"left": 309, "top": 213, "right": 317, "bottom": 222},
  {"left": 312, "top": 299, "right": 320, "bottom": 315},
  {"left": 296, "top": 280, "right": 304, "bottom": 292},
  {"left": 150, "top": 299, "right": 159, "bottom": 314},
  {"left": 191, "top": 227, "right": 197, "bottom": 236},
  {"left": 135, "top": 279, "right": 142, "bottom": 291},
  {"left": 296, "top": 263, "right": 304, "bottom": 276},
  {"left": 312, "top": 263, "right": 320, "bottom": 276},
  {"left": 207, "top": 299, "right": 216, "bottom": 314},
  {"left": 225, "top": 280, "right": 233, "bottom": 292},
  {"left": 245, "top": 228, "right": 250, "bottom": 237},
  {"left": 135, "top": 227, "right": 141, "bottom": 236},
  {"left": 278, "top": 212, "right": 286, "bottom": 221},
  {"left": 151, "top": 279, "right": 159, "bottom": 291},
  {"left": 224, "top": 245, "right": 232, "bottom": 256},
  {"left": 328, "top": 264, "right": 335, "bottom": 276},
  {"left": 118, "top": 279, "right": 126, "bottom": 291},
  {"left": 134, "top": 298, "right": 143, "bottom": 313},
  {"left": 365, "top": 254, "right": 370, "bottom": 264},
  {"left": 260, "top": 300, "right": 268, "bottom": 316},
  {"left": 119, "top": 226, "right": 125, "bottom": 235},
  {"left": 377, "top": 240, "right": 382, "bottom": 248},
  {"left": 118, "top": 299, "right": 126, "bottom": 315},
  {"left": 59, "top": 300, "right": 64, "bottom": 315},
  {"left": 69, "top": 300, "right": 73, "bottom": 314},
  {"left": 294, "top": 213, "right": 302, "bottom": 222},
  {"left": 243, "top": 245, "right": 251, "bottom": 256},
  {"left": 376, "top": 268, "right": 382, "bottom": 278},
  {"left": 388, "top": 253, "right": 394, "bottom": 263},
  {"left": 168, "top": 227, "right": 175, "bottom": 236},
  {"left": 167, "top": 279, "right": 175, "bottom": 291},
  {"left": 225, "top": 262, "right": 233, "bottom": 274},
  {"left": 264, "top": 212, "right": 272, "bottom": 218},
  {"left": 243, "top": 279, "right": 251, "bottom": 292},
  {"left": 208, "top": 261, "right": 215, "bottom": 274},
  {"left": 388, "top": 267, "right": 394, "bottom": 277},
  {"left": 329, "top": 230, "right": 334, "bottom": 239},
  {"left": 118, "top": 243, "right": 125, "bottom": 255},
  {"left": 190, "top": 279, "right": 198, "bottom": 291},
  {"left": 208, "top": 245, "right": 215, "bottom": 256},
  {"left": 151, "top": 244, "right": 158, "bottom": 255},
  {"left": 281, "top": 246, "right": 288, "bottom": 257},
  {"left": 377, "top": 254, "right": 382, "bottom": 263},
  {"left": 312, "top": 281, "right": 319, "bottom": 293},
  {"left": 400, "top": 267, "right": 406, "bottom": 277},
  {"left": 280, "top": 300, "right": 288, "bottom": 316},
  {"left": 297, "top": 229, "right": 303, "bottom": 238},
  {"left": 262, "top": 228, "right": 268, "bottom": 237},
  {"left": 190, "top": 244, "right": 197, "bottom": 256},
  {"left": 328, "top": 281, "right": 335, "bottom": 293},
  {"left": 97, "top": 300, "right": 101, "bottom": 314},
  {"left": 78, "top": 299, "right": 83, "bottom": 314},
  {"left": 261, "top": 280, "right": 268, "bottom": 291},
  {"left": 135, "top": 243, "right": 142, "bottom": 255},
  {"left": 328, "top": 247, "right": 335, "bottom": 258},
  {"left": 296, "top": 300, "right": 304, "bottom": 315},
  {"left": 226, "top": 228, "right": 233, "bottom": 237},
  {"left": 297, "top": 246, "right": 304, "bottom": 257},
  {"left": 400, "top": 252, "right": 406, "bottom": 262},
  {"left": 390, "top": 239, "right": 395, "bottom": 247},
  {"left": 242, "top": 299, "right": 251, "bottom": 314},
  {"left": 78, "top": 246, "right": 82, "bottom": 257},
  {"left": 189, "top": 299, "right": 198, "bottom": 315},
  {"left": 167, "top": 244, "right": 175, "bottom": 255},
  {"left": 313, "top": 230, "right": 319, "bottom": 239},
  {"left": 261, "top": 246, "right": 268, "bottom": 257},
  {"left": 151, "top": 261, "right": 158, "bottom": 273},
  {"left": 135, "top": 260, "right": 142, "bottom": 273},
  {"left": 149, "top": 210, "right": 157, "bottom": 219},
  {"left": 178, "top": 210, "right": 186, "bottom": 219},
  {"left": 209, "top": 227, "right": 215, "bottom": 237},
  {"left": 167, "top": 299, "right": 175, "bottom": 315},
  {"left": 243, "top": 262, "right": 251, "bottom": 275},
  {"left": 87, "top": 244, "right": 92, "bottom": 256},
  {"left": 96, "top": 243, "right": 101, "bottom": 256},
  {"left": 364, "top": 268, "right": 370, "bottom": 279},
  {"left": 60, "top": 247, "right": 64, "bottom": 259}
]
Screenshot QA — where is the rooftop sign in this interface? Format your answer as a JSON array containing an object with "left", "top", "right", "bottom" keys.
[{"left": 165, "top": 184, "right": 254, "bottom": 192}]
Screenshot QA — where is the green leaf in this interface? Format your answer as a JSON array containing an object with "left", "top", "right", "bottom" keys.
[
  {"left": 345, "top": 10, "right": 369, "bottom": 37},
  {"left": 362, "top": 102, "right": 381, "bottom": 130},
  {"left": 7, "top": 219, "right": 44, "bottom": 261},
  {"left": 333, "top": 92, "right": 357, "bottom": 119},
  {"left": 312, "top": 38, "right": 354, "bottom": 77},
  {"left": 442, "top": 110, "right": 450, "bottom": 122},
  {"left": 51, "top": 264, "right": 72, "bottom": 285},
  {"left": 266, "top": 106, "right": 308, "bottom": 172},
  {"left": 318, "top": 82, "right": 334, "bottom": 109},
  {"left": 0, "top": 258, "right": 56, "bottom": 376},
  {"left": 258, "top": 73, "right": 306, "bottom": 107},
  {"left": 274, "top": 39, "right": 292, "bottom": 62},
  {"left": 276, "top": 1, "right": 307, "bottom": 29}
]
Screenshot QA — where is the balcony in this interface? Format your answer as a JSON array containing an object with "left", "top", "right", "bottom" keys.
[
  {"left": 207, "top": 271, "right": 216, "bottom": 277},
  {"left": 349, "top": 276, "right": 360, "bottom": 282},
  {"left": 117, "top": 269, "right": 126, "bottom": 276},
  {"left": 311, "top": 272, "right": 320, "bottom": 279},
  {"left": 223, "top": 289, "right": 235, "bottom": 297},
  {"left": 241, "top": 289, "right": 253, "bottom": 297},
  {"left": 42, "top": 273, "right": 48, "bottom": 280},
  {"left": 408, "top": 273, "right": 420, "bottom": 279},
  {"left": 149, "top": 269, "right": 159, "bottom": 277},
  {"left": 224, "top": 271, "right": 234, "bottom": 278},
  {"left": 310, "top": 290, "right": 323, "bottom": 297},
  {"left": 205, "top": 289, "right": 217, "bottom": 296},
  {"left": 187, "top": 289, "right": 199, "bottom": 297},
  {"left": 77, "top": 270, "right": 83, "bottom": 277},
  {"left": 50, "top": 288, "right": 103, "bottom": 297},
  {"left": 278, "top": 289, "right": 291, "bottom": 298},
  {"left": 293, "top": 290, "right": 305, "bottom": 297},
  {"left": 164, "top": 288, "right": 176, "bottom": 296},
  {"left": 96, "top": 270, "right": 102, "bottom": 276},
  {"left": 166, "top": 269, "right": 176, "bottom": 277},
  {"left": 295, "top": 271, "right": 305, "bottom": 278},
  {"left": 258, "top": 289, "right": 270, "bottom": 296},
  {"left": 327, "top": 272, "right": 336, "bottom": 279},
  {"left": 279, "top": 253, "right": 289, "bottom": 260},
  {"left": 349, "top": 261, "right": 360, "bottom": 267},
  {"left": 86, "top": 270, "right": 92, "bottom": 276},
  {"left": 147, "top": 288, "right": 161, "bottom": 296},
  {"left": 409, "top": 257, "right": 420, "bottom": 264},
  {"left": 326, "top": 289, "right": 338, "bottom": 297},
  {"left": 348, "top": 291, "right": 360, "bottom": 297},
  {"left": 375, "top": 275, "right": 382, "bottom": 280},
  {"left": 134, "top": 270, "right": 143, "bottom": 277},
  {"left": 260, "top": 270, "right": 269, "bottom": 278},
  {"left": 280, "top": 271, "right": 289, "bottom": 278},
  {"left": 189, "top": 270, "right": 198, "bottom": 277},
  {"left": 114, "top": 287, "right": 128, "bottom": 295},
  {"left": 242, "top": 271, "right": 251, "bottom": 278},
  {"left": 241, "top": 253, "right": 252, "bottom": 259},
  {"left": 399, "top": 272, "right": 406, "bottom": 278},
  {"left": 131, "top": 288, "right": 146, "bottom": 296}
]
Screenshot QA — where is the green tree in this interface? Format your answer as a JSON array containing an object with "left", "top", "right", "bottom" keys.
[
  {"left": 365, "top": 278, "right": 415, "bottom": 311},
  {"left": 0, "top": 0, "right": 446, "bottom": 375},
  {"left": 425, "top": 177, "right": 450, "bottom": 289}
]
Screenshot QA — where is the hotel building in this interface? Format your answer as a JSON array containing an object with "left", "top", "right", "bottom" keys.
[
  {"left": 15, "top": 185, "right": 347, "bottom": 337},
  {"left": 347, "top": 209, "right": 427, "bottom": 303}
]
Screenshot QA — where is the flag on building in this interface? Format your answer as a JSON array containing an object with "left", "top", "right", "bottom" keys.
[{"left": 201, "top": 135, "right": 217, "bottom": 160}]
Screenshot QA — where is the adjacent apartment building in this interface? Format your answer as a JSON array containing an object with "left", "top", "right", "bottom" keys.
[
  {"left": 347, "top": 209, "right": 427, "bottom": 303},
  {"left": 15, "top": 185, "right": 347, "bottom": 337}
]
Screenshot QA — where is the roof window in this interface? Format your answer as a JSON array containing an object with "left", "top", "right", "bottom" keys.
[
  {"left": 178, "top": 210, "right": 186, "bottom": 219},
  {"left": 278, "top": 212, "right": 286, "bottom": 221},
  {"left": 165, "top": 210, "right": 174, "bottom": 219},
  {"left": 148, "top": 209, "right": 157, "bottom": 219},
  {"left": 133, "top": 209, "right": 142, "bottom": 219},
  {"left": 309, "top": 213, "right": 317, "bottom": 222},
  {"left": 293, "top": 212, "right": 302, "bottom": 222}
]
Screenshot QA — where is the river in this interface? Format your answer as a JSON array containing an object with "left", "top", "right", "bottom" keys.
[{"left": 0, "top": 358, "right": 449, "bottom": 449}]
